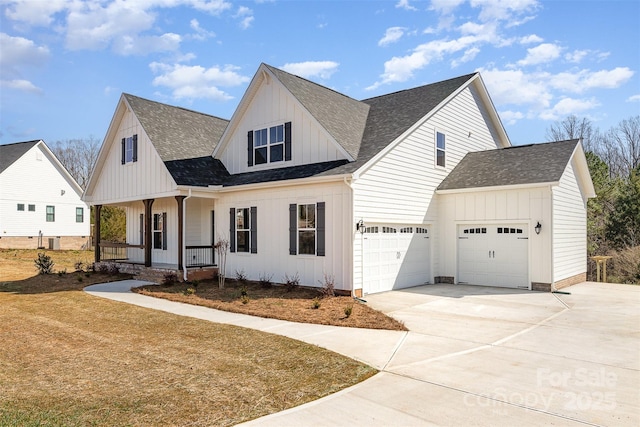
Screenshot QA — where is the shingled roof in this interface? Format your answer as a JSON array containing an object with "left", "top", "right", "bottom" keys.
[
  {"left": 0, "top": 140, "right": 40, "bottom": 173},
  {"left": 437, "top": 139, "right": 579, "bottom": 191},
  {"left": 124, "top": 94, "right": 229, "bottom": 162},
  {"left": 265, "top": 64, "right": 369, "bottom": 160}
]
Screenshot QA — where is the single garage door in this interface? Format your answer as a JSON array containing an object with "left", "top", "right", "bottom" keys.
[
  {"left": 363, "top": 225, "right": 431, "bottom": 294},
  {"left": 458, "top": 224, "right": 529, "bottom": 289}
]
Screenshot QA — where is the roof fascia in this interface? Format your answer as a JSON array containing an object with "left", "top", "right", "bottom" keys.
[
  {"left": 353, "top": 74, "right": 481, "bottom": 179},
  {"left": 216, "top": 173, "right": 352, "bottom": 193},
  {"left": 473, "top": 74, "right": 511, "bottom": 148},
  {"left": 570, "top": 139, "right": 597, "bottom": 198},
  {"left": 84, "top": 189, "right": 181, "bottom": 206},
  {"left": 436, "top": 181, "right": 559, "bottom": 195}
]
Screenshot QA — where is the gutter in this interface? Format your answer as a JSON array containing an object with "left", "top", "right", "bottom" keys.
[
  {"left": 182, "top": 188, "right": 192, "bottom": 282},
  {"left": 216, "top": 173, "right": 352, "bottom": 193}
]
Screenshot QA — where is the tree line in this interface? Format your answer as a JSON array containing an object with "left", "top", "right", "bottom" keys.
[{"left": 546, "top": 115, "right": 640, "bottom": 283}]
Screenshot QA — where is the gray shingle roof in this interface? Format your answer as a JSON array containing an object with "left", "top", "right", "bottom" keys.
[
  {"left": 265, "top": 64, "right": 369, "bottom": 160},
  {"left": 124, "top": 94, "right": 228, "bottom": 162},
  {"left": 0, "top": 140, "right": 39, "bottom": 173},
  {"left": 437, "top": 139, "right": 579, "bottom": 191}
]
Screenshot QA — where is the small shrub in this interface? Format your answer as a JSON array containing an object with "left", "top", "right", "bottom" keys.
[
  {"left": 283, "top": 272, "right": 300, "bottom": 292},
  {"left": 57, "top": 269, "right": 66, "bottom": 277},
  {"left": 318, "top": 273, "right": 336, "bottom": 298},
  {"left": 86, "top": 262, "right": 96, "bottom": 272},
  {"left": 74, "top": 261, "right": 84, "bottom": 272},
  {"left": 344, "top": 304, "right": 353, "bottom": 318},
  {"left": 312, "top": 297, "right": 321, "bottom": 309},
  {"left": 162, "top": 272, "right": 178, "bottom": 286},
  {"left": 34, "top": 253, "right": 54, "bottom": 275},
  {"left": 184, "top": 287, "right": 196, "bottom": 296},
  {"left": 77, "top": 276, "right": 83, "bottom": 283},
  {"left": 259, "top": 272, "right": 273, "bottom": 288},
  {"left": 191, "top": 279, "right": 200, "bottom": 288},
  {"left": 241, "top": 295, "right": 250, "bottom": 304},
  {"left": 240, "top": 286, "right": 248, "bottom": 297},
  {"left": 235, "top": 269, "right": 247, "bottom": 283}
]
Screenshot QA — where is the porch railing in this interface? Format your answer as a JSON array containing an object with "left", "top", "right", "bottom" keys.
[
  {"left": 99, "top": 242, "right": 144, "bottom": 262},
  {"left": 186, "top": 245, "right": 215, "bottom": 267}
]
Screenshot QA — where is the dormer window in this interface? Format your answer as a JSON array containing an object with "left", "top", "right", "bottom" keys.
[
  {"left": 121, "top": 134, "right": 138, "bottom": 164},
  {"left": 248, "top": 122, "right": 291, "bottom": 166}
]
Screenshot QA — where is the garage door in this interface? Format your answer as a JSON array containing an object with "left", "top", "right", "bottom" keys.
[
  {"left": 363, "top": 225, "right": 431, "bottom": 294},
  {"left": 458, "top": 224, "right": 529, "bottom": 289}
]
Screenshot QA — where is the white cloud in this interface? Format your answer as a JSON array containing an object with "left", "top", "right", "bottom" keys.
[
  {"left": 519, "top": 34, "right": 543, "bottom": 44},
  {"left": 429, "top": 0, "right": 466, "bottom": 14},
  {"left": 150, "top": 63, "right": 249, "bottom": 101},
  {"left": 189, "top": 19, "right": 216, "bottom": 41},
  {"left": 565, "top": 49, "right": 589, "bottom": 64},
  {"left": 378, "top": 27, "right": 406, "bottom": 47},
  {"left": 548, "top": 67, "right": 634, "bottom": 93},
  {"left": 113, "top": 33, "right": 182, "bottom": 56},
  {"left": 0, "top": 79, "right": 43, "bottom": 94},
  {"left": 3, "top": 0, "right": 69, "bottom": 26},
  {"left": 517, "top": 43, "right": 562, "bottom": 66},
  {"left": 0, "top": 33, "right": 50, "bottom": 76},
  {"left": 499, "top": 110, "right": 524, "bottom": 125},
  {"left": 479, "top": 68, "right": 553, "bottom": 109},
  {"left": 281, "top": 61, "right": 339, "bottom": 79},
  {"left": 235, "top": 6, "right": 254, "bottom": 30},
  {"left": 472, "top": 0, "right": 540, "bottom": 23},
  {"left": 628, "top": 94, "right": 640, "bottom": 102},
  {"left": 396, "top": 0, "right": 417, "bottom": 11},
  {"left": 452, "top": 47, "right": 480, "bottom": 67},
  {"left": 539, "top": 97, "right": 600, "bottom": 121}
]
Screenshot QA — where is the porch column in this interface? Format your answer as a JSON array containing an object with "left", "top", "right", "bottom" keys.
[
  {"left": 175, "top": 195, "right": 186, "bottom": 271},
  {"left": 143, "top": 199, "right": 154, "bottom": 267},
  {"left": 94, "top": 204, "right": 102, "bottom": 263}
]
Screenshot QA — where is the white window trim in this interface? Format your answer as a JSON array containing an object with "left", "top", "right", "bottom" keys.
[
  {"left": 254, "top": 123, "right": 285, "bottom": 165},
  {"left": 236, "top": 207, "right": 251, "bottom": 253},
  {"left": 297, "top": 203, "right": 317, "bottom": 256},
  {"left": 435, "top": 130, "right": 446, "bottom": 168}
]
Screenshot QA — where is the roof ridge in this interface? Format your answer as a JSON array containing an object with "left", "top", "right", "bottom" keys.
[
  {"left": 504, "top": 139, "right": 579, "bottom": 150},
  {"left": 360, "top": 72, "right": 478, "bottom": 102},
  {"left": 0, "top": 139, "right": 41, "bottom": 147},
  {"left": 123, "top": 93, "right": 229, "bottom": 122}
]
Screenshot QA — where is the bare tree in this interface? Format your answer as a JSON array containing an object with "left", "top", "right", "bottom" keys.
[
  {"left": 545, "top": 114, "right": 599, "bottom": 151},
  {"left": 50, "top": 136, "right": 101, "bottom": 190},
  {"left": 605, "top": 116, "right": 640, "bottom": 178}
]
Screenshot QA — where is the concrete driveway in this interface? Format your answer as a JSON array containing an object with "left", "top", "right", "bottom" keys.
[{"left": 241, "top": 282, "right": 639, "bottom": 426}]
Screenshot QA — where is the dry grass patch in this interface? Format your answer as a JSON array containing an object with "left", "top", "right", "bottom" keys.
[
  {"left": 0, "top": 250, "right": 377, "bottom": 426},
  {"left": 134, "top": 279, "right": 407, "bottom": 331}
]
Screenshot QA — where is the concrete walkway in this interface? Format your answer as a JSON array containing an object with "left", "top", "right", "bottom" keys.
[{"left": 85, "top": 281, "right": 640, "bottom": 426}]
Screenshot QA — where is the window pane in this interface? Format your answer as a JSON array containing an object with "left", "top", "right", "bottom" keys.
[
  {"left": 277, "top": 125, "right": 283, "bottom": 142},
  {"left": 255, "top": 147, "right": 267, "bottom": 164},
  {"left": 46, "top": 206, "right": 55, "bottom": 222},
  {"left": 154, "top": 231, "right": 163, "bottom": 249},
  {"left": 17, "top": 204, "right": 24, "bottom": 211},
  {"left": 76, "top": 207, "right": 84, "bottom": 223},
  {"left": 270, "top": 144, "right": 283, "bottom": 162},
  {"left": 298, "top": 204, "right": 315, "bottom": 229},
  {"left": 125, "top": 137, "right": 134, "bottom": 163},
  {"left": 437, "top": 132, "right": 445, "bottom": 149},
  {"left": 270, "top": 126, "right": 277, "bottom": 143},
  {"left": 436, "top": 149, "right": 445, "bottom": 167},
  {"left": 28, "top": 204, "right": 35, "bottom": 211},
  {"left": 298, "top": 230, "right": 315, "bottom": 255},
  {"left": 237, "top": 230, "right": 249, "bottom": 252}
]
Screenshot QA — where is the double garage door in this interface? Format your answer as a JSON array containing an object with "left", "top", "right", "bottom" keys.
[
  {"left": 363, "top": 225, "right": 431, "bottom": 294},
  {"left": 458, "top": 224, "right": 529, "bottom": 289}
]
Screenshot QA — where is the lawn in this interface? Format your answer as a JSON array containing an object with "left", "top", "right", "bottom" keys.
[{"left": 0, "top": 250, "right": 377, "bottom": 426}]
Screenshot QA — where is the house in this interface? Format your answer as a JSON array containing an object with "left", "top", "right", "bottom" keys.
[
  {"left": 0, "top": 140, "right": 91, "bottom": 250},
  {"left": 83, "top": 63, "right": 595, "bottom": 293}
]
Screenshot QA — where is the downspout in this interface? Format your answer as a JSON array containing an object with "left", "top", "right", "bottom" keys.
[
  {"left": 343, "top": 177, "right": 358, "bottom": 299},
  {"left": 182, "top": 189, "right": 192, "bottom": 282}
]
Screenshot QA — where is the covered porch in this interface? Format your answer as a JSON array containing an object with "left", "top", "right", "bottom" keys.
[{"left": 93, "top": 192, "right": 219, "bottom": 281}]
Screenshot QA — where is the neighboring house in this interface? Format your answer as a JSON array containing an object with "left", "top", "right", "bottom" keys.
[
  {"left": 83, "top": 63, "right": 595, "bottom": 293},
  {"left": 0, "top": 140, "right": 91, "bottom": 250}
]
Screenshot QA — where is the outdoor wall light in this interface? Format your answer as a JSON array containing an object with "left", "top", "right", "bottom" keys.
[
  {"left": 535, "top": 221, "right": 542, "bottom": 235},
  {"left": 356, "top": 219, "right": 365, "bottom": 233}
]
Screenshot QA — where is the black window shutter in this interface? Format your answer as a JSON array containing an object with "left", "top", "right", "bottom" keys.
[
  {"left": 284, "top": 121, "right": 292, "bottom": 161},
  {"left": 132, "top": 134, "right": 138, "bottom": 162},
  {"left": 317, "top": 202, "right": 325, "bottom": 256},
  {"left": 229, "top": 208, "right": 236, "bottom": 253},
  {"left": 289, "top": 204, "right": 297, "bottom": 255},
  {"left": 250, "top": 206, "right": 257, "bottom": 254},
  {"left": 247, "top": 131, "right": 254, "bottom": 167},
  {"left": 162, "top": 212, "right": 167, "bottom": 250},
  {"left": 121, "top": 138, "right": 126, "bottom": 164}
]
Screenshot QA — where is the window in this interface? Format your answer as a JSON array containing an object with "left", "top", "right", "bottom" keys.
[
  {"left": 121, "top": 134, "right": 138, "bottom": 164},
  {"left": 28, "top": 204, "right": 35, "bottom": 212},
  {"left": 153, "top": 213, "right": 166, "bottom": 250},
  {"left": 383, "top": 226, "right": 397, "bottom": 233},
  {"left": 248, "top": 122, "right": 291, "bottom": 166},
  {"left": 289, "top": 202, "right": 325, "bottom": 256},
  {"left": 298, "top": 204, "right": 316, "bottom": 255},
  {"left": 17, "top": 203, "right": 24, "bottom": 211},
  {"left": 400, "top": 227, "right": 413, "bottom": 233},
  {"left": 229, "top": 207, "right": 257, "bottom": 253},
  {"left": 46, "top": 206, "right": 55, "bottom": 222},
  {"left": 76, "top": 207, "right": 84, "bottom": 223},
  {"left": 436, "top": 132, "right": 446, "bottom": 167},
  {"left": 365, "top": 226, "right": 379, "bottom": 233},
  {"left": 416, "top": 227, "right": 428, "bottom": 234}
]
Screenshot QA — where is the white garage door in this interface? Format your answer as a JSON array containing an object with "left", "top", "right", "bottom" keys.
[
  {"left": 458, "top": 224, "right": 529, "bottom": 289},
  {"left": 363, "top": 225, "right": 431, "bottom": 294}
]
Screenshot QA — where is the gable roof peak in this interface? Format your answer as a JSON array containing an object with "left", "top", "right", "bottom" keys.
[{"left": 0, "top": 139, "right": 42, "bottom": 173}]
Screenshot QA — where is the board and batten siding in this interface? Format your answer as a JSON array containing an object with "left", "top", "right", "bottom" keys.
[
  {"left": 552, "top": 160, "right": 588, "bottom": 281},
  {"left": 352, "top": 85, "right": 503, "bottom": 292},
  {"left": 124, "top": 198, "right": 179, "bottom": 265},
  {"left": 438, "top": 188, "right": 553, "bottom": 285},
  {"left": 185, "top": 198, "right": 216, "bottom": 247},
  {"left": 90, "top": 109, "right": 176, "bottom": 204},
  {"left": 0, "top": 144, "right": 89, "bottom": 238},
  {"left": 219, "top": 78, "right": 348, "bottom": 175},
  {"left": 216, "top": 181, "right": 352, "bottom": 291}
]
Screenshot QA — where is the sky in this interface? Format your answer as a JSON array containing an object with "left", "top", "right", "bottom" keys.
[{"left": 1, "top": 0, "right": 639, "bottom": 147}]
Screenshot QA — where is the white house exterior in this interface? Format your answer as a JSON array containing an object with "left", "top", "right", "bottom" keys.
[
  {"left": 83, "top": 63, "right": 595, "bottom": 293},
  {"left": 0, "top": 140, "right": 91, "bottom": 250}
]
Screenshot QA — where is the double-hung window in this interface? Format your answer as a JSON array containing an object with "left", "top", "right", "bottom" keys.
[
  {"left": 17, "top": 203, "right": 24, "bottom": 211},
  {"left": 153, "top": 213, "right": 166, "bottom": 250},
  {"left": 76, "top": 207, "right": 84, "bottom": 223},
  {"left": 248, "top": 122, "right": 291, "bottom": 166},
  {"left": 436, "top": 132, "right": 446, "bottom": 167},
  {"left": 46, "top": 206, "right": 55, "bottom": 222},
  {"left": 289, "top": 202, "right": 325, "bottom": 256},
  {"left": 230, "top": 207, "right": 257, "bottom": 253},
  {"left": 28, "top": 204, "right": 35, "bottom": 211}
]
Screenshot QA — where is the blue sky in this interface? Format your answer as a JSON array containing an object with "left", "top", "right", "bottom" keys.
[{"left": 1, "top": 0, "right": 639, "bottom": 147}]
